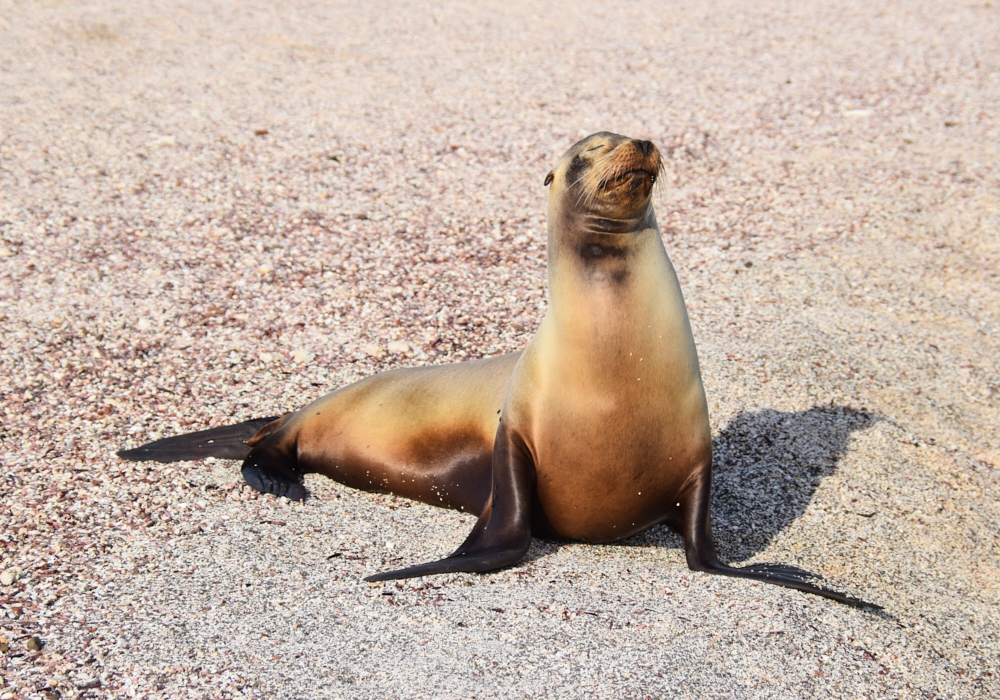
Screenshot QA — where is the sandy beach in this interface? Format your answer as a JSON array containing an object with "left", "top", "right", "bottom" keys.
[{"left": 1, "top": 1, "right": 998, "bottom": 697}]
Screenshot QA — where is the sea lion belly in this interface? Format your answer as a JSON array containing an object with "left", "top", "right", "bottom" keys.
[{"left": 526, "top": 352, "right": 711, "bottom": 542}]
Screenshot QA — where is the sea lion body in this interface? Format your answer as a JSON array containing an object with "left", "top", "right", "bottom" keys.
[
  {"left": 504, "top": 134, "right": 712, "bottom": 542},
  {"left": 509, "top": 209, "right": 710, "bottom": 543},
  {"left": 119, "top": 132, "right": 874, "bottom": 607},
  {"left": 251, "top": 352, "right": 519, "bottom": 511}
]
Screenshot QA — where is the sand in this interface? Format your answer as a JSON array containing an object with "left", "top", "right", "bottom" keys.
[{"left": 1, "top": 0, "right": 998, "bottom": 697}]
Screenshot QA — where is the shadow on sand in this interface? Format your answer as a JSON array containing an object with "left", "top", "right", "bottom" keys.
[
  {"left": 707, "top": 404, "right": 879, "bottom": 560},
  {"left": 558, "top": 404, "right": 880, "bottom": 562}
]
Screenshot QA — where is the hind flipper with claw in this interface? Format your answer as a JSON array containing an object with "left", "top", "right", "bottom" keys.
[
  {"left": 240, "top": 444, "right": 307, "bottom": 502},
  {"left": 117, "top": 417, "right": 281, "bottom": 463}
]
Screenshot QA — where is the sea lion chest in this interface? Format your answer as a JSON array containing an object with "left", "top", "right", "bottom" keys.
[{"left": 510, "top": 231, "right": 711, "bottom": 542}]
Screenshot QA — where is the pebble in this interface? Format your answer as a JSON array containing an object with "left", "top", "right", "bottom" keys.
[
  {"left": 148, "top": 135, "right": 177, "bottom": 148},
  {"left": 290, "top": 349, "right": 314, "bottom": 364},
  {"left": 25, "top": 637, "right": 42, "bottom": 652},
  {"left": 0, "top": 569, "right": 20, "bottom": 586}
]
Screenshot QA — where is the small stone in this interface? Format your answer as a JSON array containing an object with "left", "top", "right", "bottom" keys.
[
  {"left": 75, "top": 679, "right": 101, "bottom": 690},
  {"left": 843, "top": 109, "right": 873, "bottom": 118},
  {"left": 258, "top": 351, "right": 274, "bottom": 363},
  {"left": 148, "top": 135, "right": 177, "bottom": 147},
  {"left": 26, "top": 636, "right": 43, "bottom": 652},
  {"left": 365, "top": 344, "right": 386, "bottom": 357},
  {"left": 291, "top": 348, "right": 314, "bottom": 364},
  {"left": 136, "top": 318, "right": 151, "bottom": 331},
  {"left": 0, "top": 569, "right": 19, "bottom": 586},
  {"left": 974, "top": 450, "right": 1000, "bottom": 467},
  {"left": 258, "top": 264, "right": 272, "bottom": 275},
  {"left": 387, "top": 341, "right": 411, "bottom": 354},
  {"left": 0, "top": 247, "right": 13, "bottom": 258}
]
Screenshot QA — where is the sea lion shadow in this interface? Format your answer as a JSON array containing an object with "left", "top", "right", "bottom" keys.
[{"left": 619, "top": 405, "right": 881, "bottom": 560}]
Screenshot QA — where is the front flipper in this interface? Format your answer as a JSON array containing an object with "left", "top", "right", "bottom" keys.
[
  {"left": 365, "top": 422, "right": 534, "bottom": 582},
  {"left": 240, "top": 444, "right": 307, "bottom": 502},
  {"left": 680, "top": 466, "right": 881, "bottom": 609},
  {"left": 691, "top": 557, "right": 878, "bottom": 608}
]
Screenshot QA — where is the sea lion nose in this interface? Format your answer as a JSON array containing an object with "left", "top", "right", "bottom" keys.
[{"left": 635, "top": 140, "right": 653, "bottom": 157}]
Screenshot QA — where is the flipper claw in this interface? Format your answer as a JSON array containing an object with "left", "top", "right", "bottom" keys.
[{"left": 241, "top": 463, "right": 306, "bottom": 501}]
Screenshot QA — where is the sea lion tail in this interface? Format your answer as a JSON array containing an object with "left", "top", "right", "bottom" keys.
[{"left": 116, "top": 417, "right": 281, "bottom": 463}]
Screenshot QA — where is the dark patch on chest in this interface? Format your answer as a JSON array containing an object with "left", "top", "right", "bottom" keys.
[
  {"left": 579, "top": 242, "right": 628, "bottom": 260},
  {"left": 578, "top": 242, "right": 630, "bottom": 284}
]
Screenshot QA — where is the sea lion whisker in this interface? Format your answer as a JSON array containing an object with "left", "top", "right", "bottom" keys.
[
  {"left": 586, "top": 150, "right": 622, "bottom": 189},
  {"left": 653, "top": 163, "right": 668, "bottom": 201}
]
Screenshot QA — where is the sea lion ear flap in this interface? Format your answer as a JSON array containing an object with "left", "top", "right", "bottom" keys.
[{"left": 543, "top": 171, "right": 554, "bottom": 187}]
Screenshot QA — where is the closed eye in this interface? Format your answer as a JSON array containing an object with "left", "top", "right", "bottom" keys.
[{"left": 585, "top": 145, "right": 603, "bottom": 153}]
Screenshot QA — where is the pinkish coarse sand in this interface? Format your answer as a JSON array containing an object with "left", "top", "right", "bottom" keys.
[{"left": 1, "top": 1, "right": 998, "bottom": 698}]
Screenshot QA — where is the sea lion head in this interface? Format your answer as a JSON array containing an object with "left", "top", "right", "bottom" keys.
[{"left": 544, "top": 132, "right": 662, "bottom": 233}]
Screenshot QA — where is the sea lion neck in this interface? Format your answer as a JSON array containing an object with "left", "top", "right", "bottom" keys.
[
  {"left": 541, "top": 131, "right": 667, "bottom": 317},
  {"left": 571, "top": 203, "right": 656, "bottom": 236},
  {"left": 545, "top": 188, "right": 659, "bottom": 287}
]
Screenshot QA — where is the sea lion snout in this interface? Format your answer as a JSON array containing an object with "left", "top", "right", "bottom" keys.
[
  {"left": 635, "top": 139, "right": 654, "bottom": 158},
  {"left": 615, "top": 138, "right": 661, "bottom": 184},
  {"left": 590, "top": 135, "right": 659, "bottom": 187},
  {"left": 552, "top": 133, "right": 662, "bottom": 226}
]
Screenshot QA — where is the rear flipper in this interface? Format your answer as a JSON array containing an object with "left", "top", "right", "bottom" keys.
[
  {"left": 364, "top": 421, "right": 533, "bottom": 582},
  {"left": 241, "top": 444, "right": 307, "bottom": 502},
  {"left": 117, "top": 417, "right": 280, "bottom": 463}
]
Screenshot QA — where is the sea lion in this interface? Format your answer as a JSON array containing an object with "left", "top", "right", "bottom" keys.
[{"left": 119, "top": 132, "right": 875, "bottom": 607}]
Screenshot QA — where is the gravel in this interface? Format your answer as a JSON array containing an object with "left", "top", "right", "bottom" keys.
[{"left": 1, "top": 0, "right": 998, "bottom": 698}]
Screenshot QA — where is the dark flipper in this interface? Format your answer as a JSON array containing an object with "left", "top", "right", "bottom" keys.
[
  {"left": 117, "top": 417, "right": 280, "bottom": 463},
  {"left": 240, "top": 443, "right": 307, "bottom": 502},
  {"left": 680, "top": 465, "right": 881, "bottom": 609},
  {"left": 364, "top": 422, "right": 534, "bottom": 582},
  {"left": 690, "top": 558, "right": 878, "bottom": 608}
]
